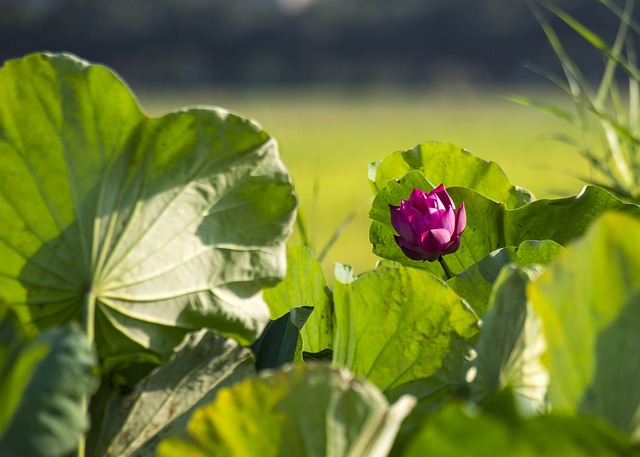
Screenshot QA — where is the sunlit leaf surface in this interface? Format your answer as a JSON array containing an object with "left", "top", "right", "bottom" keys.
[
  {"left": 264, "top": 246, "right": 333, "bottom": 353},
  {"left": 447, "top": 240, "right": 563, "bottom": 317},
  {"left": 529, "top": 212, "right": 640, "bottom": 439},
  {"left": 470, "top": 266, "right": 548, "bottom": 414},
  {"left": 369, "top": 141, "right": 533, "bottom": 207},
  {"left": 332, "top": 264, "right": 478, "bottom": 392},
  {"left": 403, "top": 391, "right": 637, "bottom": 456},
  {"left": 371, "top": 174, "right": 640, "bottom": 278},
  {"left": 0, "top": 53, "right": 297, "bottom": 371},
  {"left": 157, "top": 364, "right": 415, "bottom": 457}
]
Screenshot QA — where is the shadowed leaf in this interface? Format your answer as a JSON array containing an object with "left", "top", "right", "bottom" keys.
[
  {"left": 86, "top": 330, "right": 255, "bottom": 457},
  {"left": 0, "top": 316, "right": 98, "bottom": 457}
]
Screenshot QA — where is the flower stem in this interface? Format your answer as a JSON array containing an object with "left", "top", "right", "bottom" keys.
[
  {"left": 82, "top": 289, "right": 96, "bottom": 346},
  {"left": 79, "top": 289, "right": 96, "bottom": 457},
  {"left": 438, "top": 256, "right": 454, "bottom": 280}
]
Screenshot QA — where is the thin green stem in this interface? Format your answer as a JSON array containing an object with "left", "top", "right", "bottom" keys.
[
  {"left": 77, "top": 435, "right": 85, "bottom": 457},
  {"left": 438, "top": 256, "right": 454, "bottom": 280},
  {"left": 82, "top": 289, "right": 96, "bottom": 346},
  {"left": 78, "top": 289, "right": 96, "bottom": 457}
]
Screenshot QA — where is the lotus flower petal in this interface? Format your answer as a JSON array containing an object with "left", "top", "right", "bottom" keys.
[
  {"left": 455, "top": 203, "right": 467, "bottom": 236},
  {"left": 432, "top": 183, "right": 455, "bottom": 209},
  {"left": 389, "top": 185, "right": 466, "bottom": 262}
]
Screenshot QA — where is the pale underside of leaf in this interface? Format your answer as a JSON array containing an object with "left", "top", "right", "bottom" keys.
[{"left": 0, "top": 53, "right": 297, "bottom": 369}]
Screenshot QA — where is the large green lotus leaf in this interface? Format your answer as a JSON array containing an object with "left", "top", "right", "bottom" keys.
[
  {"left": 401, "top": 391, "right": 637, "bottom": 456},
  {"left": 156, "top": 364, "right": 416, "bottom": 457},
  {"left": 470, "top": 266, "right": 548, "bottom": 414},
  {"left": 0, "top": 316, "right": 98, "bottom": 457},
  {"left": 263, "top": 245, "right": 333, "bottom": 352},
  {"left": 332, "top": 264, "right": 479, "bottom": 392},
  {"left": 370, "top": 173, "right": 640, "bottom": 278},
  {"left": 86, "top": 330, "right": 255, "bottom": 457},
  {"left": 0, "top": 53, "right": 296, "bottom": 369},
  {"left": 529, "top": 212, "right": 640, "bottom": 439},
  {"left": 447, "top": 240, "right": 563, "bottom": 317},
  {"left": 369, "top": 141, "right": 533, "bottom": 208}
]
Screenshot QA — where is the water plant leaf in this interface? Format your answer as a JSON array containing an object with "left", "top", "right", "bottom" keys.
[
  {"left": 470, "top": 266, "right": 548, "bottom": 414},
  {"left": 0, "top": 315, "right": 98, "bottom": 457},
  {"left": 369, "top": 141, "right": 533, "bottom": 207},
  {"left": 383, "top": 340, "right": 474, "bottom": 457},
  {"left": 447, "top": 240, "right": 563, "bottom": 317},
  {"left": 156, "top": 364, "right": 416, "bottom": 457},
  {"left": 370, "top": 173, "right": 640, "bottom": 278},
  {"left": 0, "top": 53, "right": 296, "bottom": 373},
  {"left": 332, "top": 264, "right": 479, "bottom": 392},
  {"left": 529, "top": 211, "right": 640, "bottom": 439},
  {"left": 263, "top": 245, "right": 333, "bottom": 352},
  {"left": 401, "top": 391, "right": 637, "bottom": 456},
  {"left": 251, "top": 306, "right": 314, "bottom": 371},
  {"left": 86, "top": 330, "right": 254, "bottom": 457}
]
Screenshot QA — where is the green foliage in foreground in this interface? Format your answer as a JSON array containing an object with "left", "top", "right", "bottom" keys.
[
  {"left": 403, "top": 390, "right": 635, "bottom": 457},
  {"left": 157, "top": 364, "right": 415, "bottom": 457},
  {"left": 0, "top": 315, "right": 97, "bottom": 457},
  {"left": 86, "top": 330, "right": 254, "bottom": 456},
  {"left": 530, "top": 212, "right": 640, "bottom": 439},
  {"left": 2, "top": 50, "right": 640, "bottom": 457}
]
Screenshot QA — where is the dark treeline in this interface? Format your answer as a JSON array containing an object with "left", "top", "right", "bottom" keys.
[{"left": 0, "top": 0, "right": 632, "bottom": 87}]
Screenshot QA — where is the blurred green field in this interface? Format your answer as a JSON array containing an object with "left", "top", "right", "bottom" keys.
[{"left": 137, "top": 86, "right": 590, "bottom": 278}]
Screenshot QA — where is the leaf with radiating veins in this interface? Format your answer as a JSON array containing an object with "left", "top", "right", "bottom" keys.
[
  {"left": 0, "top": 53, "right": 297, "bottom": 376},
  {"left": 86, "top": 330, "right": 255, "bottom": 457},
  {"left": 332, "top": 264, "right": 478, "bottom": 392}
]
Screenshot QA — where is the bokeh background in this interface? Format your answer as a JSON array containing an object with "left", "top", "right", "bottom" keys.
[{"left": 1, "top": 0, "right": 627, "bottom": 275}]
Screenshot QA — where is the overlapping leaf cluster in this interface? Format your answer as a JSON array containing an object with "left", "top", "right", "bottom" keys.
[
  {"left": 365, "top": 142, "right": 640, "bottom": 455},
  {"left": 159, "top": 141, "right": 640, "bottom": 456},
  {"left": 3, "top": 51, "right": 640, "bottom": 457},
  {"left": 0, "top": 52, "right": 298, "bottom": 456}
]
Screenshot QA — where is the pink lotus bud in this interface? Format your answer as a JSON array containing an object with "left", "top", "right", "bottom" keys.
[{"left": 389, "top": 184, "right": 466, "bottom": 261}]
